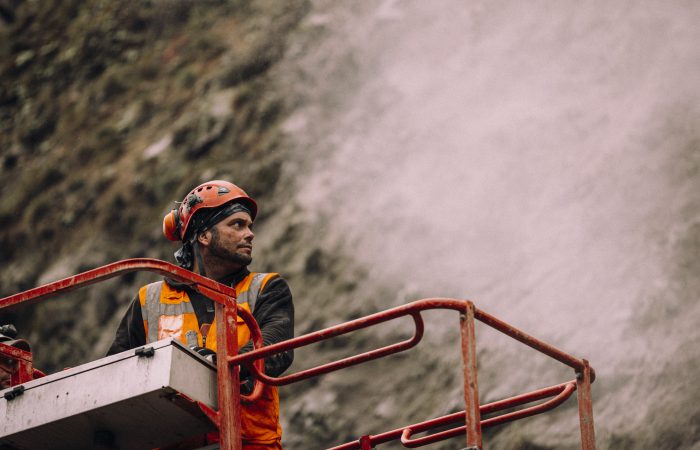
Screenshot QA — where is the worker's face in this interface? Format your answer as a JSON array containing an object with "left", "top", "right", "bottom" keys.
[{"left": 206, "top": 211, "right": 255, "bottom": 266}]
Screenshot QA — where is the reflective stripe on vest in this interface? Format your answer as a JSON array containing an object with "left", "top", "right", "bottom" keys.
[
  {"left": 140, "top": 273, "right": 279, "bottom": 344},
  {"left": 237, "top": 272, "right": 277, "bottom": 312},
  {"left": 139, "top": 272, "right": 282, "bottom": 442}
]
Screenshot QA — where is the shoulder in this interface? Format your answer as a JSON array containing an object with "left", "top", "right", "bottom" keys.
[
  {"left": 257, "top": 275, "right": 293, "bottom": 312},
  {"left": 137, "top": 281, "right": 163, "bottom": 306},
  {"left": 257, "top": 273, "right": 290, "bottom": 294},
  {"left": 257, "top": 272, "right": 282, "bottom": 292},
  {"left": 137, "top": 280, "right": 185, "bottom": 306},
  {"left": 251, "top": 273, "right": 293, "bottom": 318}
]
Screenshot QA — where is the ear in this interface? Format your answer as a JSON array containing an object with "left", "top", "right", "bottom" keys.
[{"left": 197, "top": 230, "right": 212, "bottom": 247}]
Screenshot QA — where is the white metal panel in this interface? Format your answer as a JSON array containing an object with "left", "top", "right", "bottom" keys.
[{"left": 0, "top": 339, "right": 220, "bottom": 450}]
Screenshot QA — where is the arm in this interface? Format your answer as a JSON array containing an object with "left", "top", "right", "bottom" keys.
[
  {"left": 106, "top": 296, "right": 147, "bottom": 356},
  {"left": 239, "top": 276, "right": 294, "bottom": 377}
]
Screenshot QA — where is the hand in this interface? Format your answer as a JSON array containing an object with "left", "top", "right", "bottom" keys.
[
  {"left": 191, "top": 346, "right": 216, "bottom": 364},
  {"left": 240, "top": 376, "right": 254, "bottom": 395}
]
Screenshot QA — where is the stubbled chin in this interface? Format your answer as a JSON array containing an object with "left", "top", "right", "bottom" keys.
[{"left": 236, "top": 253, "right": 253, "bottom": 265}]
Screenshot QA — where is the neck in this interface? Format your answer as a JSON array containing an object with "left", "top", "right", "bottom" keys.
[
  {"left": 193, "top": 255, "right": 244, "bottom": 282},
  {"left": 208, "top": 263, "right": 244, "bottom": 282}
]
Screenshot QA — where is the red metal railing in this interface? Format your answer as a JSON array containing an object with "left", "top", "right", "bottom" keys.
[
  {"left": 232, "top": 298, "right": 596, "bottom": 449},
  {"left": 0, "top": 343, "right": 42, "bottom": 388},
  {"left": 328, "top": 381, "right": 577, "bottom": 449},
  {"left": 0, "top": 259, "right": 596, "bottom": 449},
  {"left": 0, "top": 258, "right": 254, "bottom": 448}
]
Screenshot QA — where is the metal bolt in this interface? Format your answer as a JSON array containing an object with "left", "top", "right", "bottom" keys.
[
  {"left": 135, "top": 346, "right": 155, "bottom": 358},
  {"left": 3, "top": 385, "right": 25, "bottom": 400}
]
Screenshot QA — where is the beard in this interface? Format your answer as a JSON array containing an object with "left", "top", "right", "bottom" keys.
[{"left": 209, "top": 228, "right": 252, "bottom": 267}]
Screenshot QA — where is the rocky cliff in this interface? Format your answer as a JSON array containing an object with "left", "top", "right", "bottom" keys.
[
  {"left": 0, "top": 2, "right": 457, "bottom": 448},
  {"left": 2, "top": 1, "right": 700, "bottom": 449}
]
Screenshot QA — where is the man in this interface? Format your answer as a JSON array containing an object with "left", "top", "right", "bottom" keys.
[{"left": 108, "top": 180, "right": 294, "bottom": 450}]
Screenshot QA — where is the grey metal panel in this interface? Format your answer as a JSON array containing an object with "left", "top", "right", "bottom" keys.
[{"left": 0, "top": 339, "right": 221, "bottom": 450}]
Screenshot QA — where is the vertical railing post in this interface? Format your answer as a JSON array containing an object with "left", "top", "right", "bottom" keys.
[
  {"left": 13, "top": 356, "right": 34, "bottom": 386},
  {"left": 216, "top": 296, "right": 243, "bottom": 450},
  {"left": 460, "top": 302, "right": 482, "bottom": 450},
  {"left": 359, "top": 435, "right": 373, "bottom": 450},
  {"left": 0, "top": 343, "right": 34, "bottom": 386},
  {"left": 576, "top": 359, "right": 596, "bottom": 450}
]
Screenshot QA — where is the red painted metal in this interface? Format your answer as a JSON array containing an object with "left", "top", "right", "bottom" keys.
[
  {"left": 400, "top": 382, "right": 577, "bottom": 448},
  {"left": 481, "top": 382, "right": 575, "bottom": 428},
  {"left": 473, "top": 308, "right": 585, "bottom": 372},
  {"left": 0, "top": 258, "right": 236, "bottom": 311},
  {"left": 359, "top": 435, "right": 373, "bottom": 450},
  {"left": 577, "top": 359, "right": 596, "bottom": 450},
  {"left": 197, "top": 400, "right": 221, "bottom": 427},
  {"left": 0, "top": 259, "right": 597, "bottom": 450},
  {"left": 216, "top": 299, "right": 242, "bottom": 450},
  {"left": 330, "top": 381, "right": 577, "bottom": 450},
  {"left": 0, "top": 259, "right": 246, "bottom": 450},
  {"left": 230, "top": 298, "right": 589, "bottom": 385},
  {"left": 232, "top": 304, "right": 265, "bottom": 403},
  {"left": 230, "top": 311, "right": 424, "bottom": 386},
  {"left": 460, "top": 303, "right": 482, "bottom": 449},
  {"left": 254, "top": 298, "right": 594, "bottom": 449},
  {"left": 0, "top": 343, "right": 34, "bottom": 385}
]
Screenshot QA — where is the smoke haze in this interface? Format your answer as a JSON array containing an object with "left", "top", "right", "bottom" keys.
[{"left": 284, "top": 0, "right": 700, "bottom": 447}]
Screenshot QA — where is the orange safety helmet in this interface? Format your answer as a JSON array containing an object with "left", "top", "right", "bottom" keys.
[{"left": 163, "top": 180, "right": 257, "bottom": 242}]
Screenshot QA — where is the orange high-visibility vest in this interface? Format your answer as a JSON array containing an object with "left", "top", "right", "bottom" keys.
[{"left": 139, "top": 272, "right": 282, "bottom": 443}]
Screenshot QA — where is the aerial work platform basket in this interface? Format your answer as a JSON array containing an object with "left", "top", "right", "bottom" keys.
[
  {"left": 1, "top": 339, "right": 218, "bottom": 449},
  {"left": 0, "top": 259, "right": 596, "bottom": 449}
]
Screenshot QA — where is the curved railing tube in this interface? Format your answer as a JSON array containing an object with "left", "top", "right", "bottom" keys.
[
  {"left": 0, "top": 258, "right": 236, "bottom": 310},
  {"left": 400, "top": 382, "right": 576, "bottom": 448},
  {"left": 0, "top": 259, "right": 596, "bottom": 450},
  {"left": 235, "top": 306, "right": 265, "bottom": 403},
  {"left": 229, "top": 299, "right": 588, "bottom": 385},
  {"left": 230, "top": 312, "right": 425, "bottom": 386},
  {"left": 329, "top": 381, "right": 577, "bottom": 450}
]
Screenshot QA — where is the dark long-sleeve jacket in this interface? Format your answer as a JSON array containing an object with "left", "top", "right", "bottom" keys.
[{"left": 107, "top": 268, "right": 294, "bottom": 377}]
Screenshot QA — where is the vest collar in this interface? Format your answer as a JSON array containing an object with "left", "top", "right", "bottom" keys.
[
  {"left": 164, "top": 267, "right": 251, "bottom": 291},
  {"left": 218, "top": 267, "right": 251, "bottom": 287}
]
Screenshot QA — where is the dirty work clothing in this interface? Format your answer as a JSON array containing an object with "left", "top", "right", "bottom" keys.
[
  {"left": 107, "top": 268, "right": 294, "bottom": 445},
  {"left": 243, "top": 440, "right": 283, "bottom": 450},
  {"left": 158, "top": 436, "right": 282, "bottom": 450}
]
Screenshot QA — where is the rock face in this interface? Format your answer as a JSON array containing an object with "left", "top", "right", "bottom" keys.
[
  {"left": 3, "top": 1, "right": 700, "bottom": 450},
  {"left": 0, "top": 0, "right": 307, "bottom": 365},
  {"left": 1, "top": 1, "right": 414, "bottom": 448}
]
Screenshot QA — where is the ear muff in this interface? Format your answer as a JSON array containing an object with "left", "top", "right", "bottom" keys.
[{"left": 163, "top": 209, "right": 181, "bottom": 241}]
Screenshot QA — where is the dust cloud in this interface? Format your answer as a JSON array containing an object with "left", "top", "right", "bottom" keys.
[{"left": 285, "top": 0, "right": 700, "bottom": 447}]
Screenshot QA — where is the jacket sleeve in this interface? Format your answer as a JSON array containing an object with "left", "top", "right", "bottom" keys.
[
  {"left": 238, "top": 276, "right": 294, "bottom": 377},
  {"left": 106, "top": 295, "right": 147, "bottom": 356}
]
